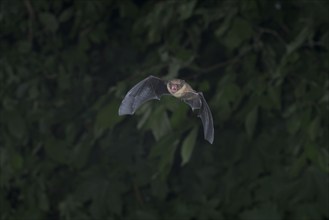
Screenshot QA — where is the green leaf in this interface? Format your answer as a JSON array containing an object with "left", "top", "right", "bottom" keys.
[
  {"left": 44, "top": 137, "right": 70, "bottom": 164},
  {"left": 290, "top": 203, "right": 323, "bottom": 220},
  {"left": 181, "top": 126, "right": 198, "bottom": 166},
  {"left": 304, "top": 142, "right": 319, "bottom": 164},
  {"left": 11, "top": 153, "right": 23, "bottom": 171},
  {"left": 290, "top": 153, "right": 307, "bottom": 177},
  {"left": 223, "top": 17, "right": 253, "bottom": 50},
  {"left": 118, "top": 0, "right": 138, "bottom": 18},
  {"left": 148, "top": 106, "right": 172, "bottom": 140},
  {"left": 199, "top": 80, "right": 210, "bottom": 92},
  {"left": 268, "top": 86, "right": 281, "bottom": 110},
  {"left": 17, "top": 41, "right": 31, "bottom": 53},
  {"left": 70, "top": 142, "right": 92, "bottom": 170},
  {"left": 59, "top": 8, "right": 73, "bottom": 23},
  {"left": 287, "top": 26, "right": 311, "bottom": 55},
  {"left": 149, "top": 135, "right": 179, "bottom": 180},
  {"left": 222, "top": 83, "right": 241, "bottom": 107},
  {"left": 39, "top": 12, "right": 59, "bottom": 32},
  {"left": 136, "top": 103, "right": 152, "bottom": 129},
  {"left": 175, "top": 48, "right": 194, "bottom": 63},
  {"left": 287, "top": 116, "right": 302, "bottom": 135},
  {"left": 94, "top": 99, "right": 123, "bottom": 136},
  {"left": 6, "top": 110, "right": 27, "bottom": 140},
  {"left": 308, "top": 117, "right": 320, "bottom": 140},
  {"left": 240, "top": 203, "right": 282, "bottom": 220},
  {"left": 151, "top": 178, "right": 168, "bottom": 199},
  {"left": 215, "top": 9, "right": 236, "bottom": 38},
  {"left": 317, "top": 148, "right": 329, "bottom": 172},
  {"left": 245, "top": 107, "right": 258, "bottom": 138},
  {"left": 169, "top": 104, "right": 190, "bottom": 130},
  {"left": 168, "top": 60, "right": 181, "bottom": 78},
  {"left": 178, "top": 0, "right": 197, "bottom": 20}
]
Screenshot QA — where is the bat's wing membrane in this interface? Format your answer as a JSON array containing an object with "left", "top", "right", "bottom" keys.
[
  {"left": 119, "top": 76, "right": 169, "bottom": 115},
  {"left": 198, "top": 93, "right": 214, "bottom": 144},
  {"left": 182, "top": 92, "right": 202, "bottom": 111},
  {"left": 183, "top": 92, "right": 214, "bottom": 144}
]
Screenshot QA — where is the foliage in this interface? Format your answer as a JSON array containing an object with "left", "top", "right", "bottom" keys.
[{"left": 0, "top": 0, "right": 328, "bottom": 220}]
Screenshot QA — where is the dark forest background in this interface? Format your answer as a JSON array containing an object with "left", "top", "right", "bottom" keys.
[{"left": 0, "top": 0, "right": 328, "bottom": 220}]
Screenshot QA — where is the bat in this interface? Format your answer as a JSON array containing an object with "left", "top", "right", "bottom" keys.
[{"left": 118, "top": 75, "right": 214, "bottom": 144}]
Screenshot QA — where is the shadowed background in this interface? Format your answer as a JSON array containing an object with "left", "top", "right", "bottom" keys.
[{"left": 0, "top": 0, "right": 328, "bottom": 220}]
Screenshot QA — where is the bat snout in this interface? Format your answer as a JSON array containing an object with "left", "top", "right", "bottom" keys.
[
  {"left": 168, "top": 81, "right": 184, "bottom": 94},
  {"left": 170, "top": 84, "right": 179, "bottom": 92}
]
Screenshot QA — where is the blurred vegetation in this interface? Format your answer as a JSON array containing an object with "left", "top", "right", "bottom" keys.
[{"left": 0, "top": 0, "right": 328, "bottom": 220}]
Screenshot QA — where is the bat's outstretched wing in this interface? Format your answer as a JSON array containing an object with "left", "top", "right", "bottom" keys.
[
  {"left": 183, "top": 92, "right": 214, "bottom": 144},
  {"left": 198, "top": 93, "right": 214, "bottom": 144},
  {"left": 118, "top": 76, "right": 169, "bottom": 115}
]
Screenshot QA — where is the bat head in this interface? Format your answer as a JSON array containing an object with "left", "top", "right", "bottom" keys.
[{"left": 167, "top": 79, "right": 185, "bottom": 95}]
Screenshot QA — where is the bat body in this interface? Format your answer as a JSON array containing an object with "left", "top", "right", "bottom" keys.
[{"left": 118, "top": 76, "right": 214, "bottom": 144}]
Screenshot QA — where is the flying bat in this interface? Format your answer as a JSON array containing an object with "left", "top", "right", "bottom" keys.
[{"left": 118, "top": 75, "right": 214, "bottom": 144}]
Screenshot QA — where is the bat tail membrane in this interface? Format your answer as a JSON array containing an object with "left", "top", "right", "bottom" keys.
[{"left": 198, "top": 93, "right": 214, "bottom": 144}]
